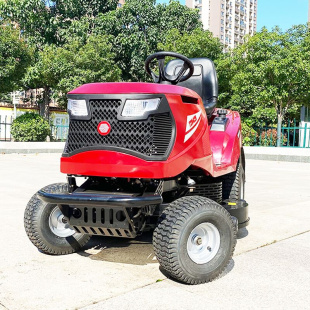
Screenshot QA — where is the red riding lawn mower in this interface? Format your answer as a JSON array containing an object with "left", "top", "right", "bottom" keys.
[{"left": 25, "top": 52, "right": 249, "bottom": 285}]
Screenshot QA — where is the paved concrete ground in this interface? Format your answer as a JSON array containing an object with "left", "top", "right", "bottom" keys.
[{"left": 0, "top": 154, "right": 309, "bottom": 310}]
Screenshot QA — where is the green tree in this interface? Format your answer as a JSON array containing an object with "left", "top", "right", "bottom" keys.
[
  {"left": 225, "top": 27, "right": 310, "bottom": 145},
  {"left": 0, "top": 0, "right": 120, "bottom": 118},
  {"left": 23, "top": 34, "right": 121, "bottom": 118},
  {"left": 95, "top": 0, "right": 202, "bottom": 81},
  {"left": 0, "top": 23, "right": 31, "bottom": 93},
  {"left": 0, "top": 0, "right": 118, "bottom": 45},
  {"left": 158, "top": 28, "right": 223, "bottom": 60}
]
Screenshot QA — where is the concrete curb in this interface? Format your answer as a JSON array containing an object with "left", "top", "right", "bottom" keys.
[
  {"left": 0, "top": 142, "right": 65, "bottom": 154},
  {"left": 244, "top": 146, "right": 310, "bottom": 163},
  {"left": 0, "top": 142, "right": 309, "bottom": 162}
]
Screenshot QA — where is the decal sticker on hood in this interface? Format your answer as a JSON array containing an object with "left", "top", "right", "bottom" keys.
[{"left": 184, "top": 111, "right": 202, "bottom": 143}]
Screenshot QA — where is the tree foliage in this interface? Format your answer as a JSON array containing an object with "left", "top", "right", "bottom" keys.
[
  {"left": 23, "top": 34, "right": 121, "bottom": 117},
  {"left": 94, "top": 0, "right": 202, "bottom": 81},
  {"left": 158, "top": 28, "right": 223, "bottom": 60},
  {"left": 217, "top": 26, "right": 310, "bottom": 133},
  {"left": 0, "top": 23, "right": 32, "bottom": 93},
  {"left": 0, "top": 0, "right": 118, "bottom": 45}
]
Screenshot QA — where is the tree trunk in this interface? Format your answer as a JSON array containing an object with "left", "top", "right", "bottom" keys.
[
  {"left": 40, "top": 86, "right": 50, "bottom": 120},
  {"left": 276, "top": 113, "right": 283, "bottom": 147}
]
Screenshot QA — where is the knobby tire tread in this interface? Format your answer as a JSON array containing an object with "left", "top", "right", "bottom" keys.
[
  {"left": 24, "top": 183, "right": 90, "bottom": 255},
  {"left": 153, "top": 196, "right": 236, "bottom": 285}
]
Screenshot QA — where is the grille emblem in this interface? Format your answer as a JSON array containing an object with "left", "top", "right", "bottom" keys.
[{"left": 97, "top": 121, "right": 111, "bottom": 136}]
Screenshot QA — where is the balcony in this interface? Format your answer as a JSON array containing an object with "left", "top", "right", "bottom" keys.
[
  {"left": 235, "top": 15, "right": 240, "bottom": 21},
  {"left": 240, "top": 9, "right": 245, "bottom": 15},
  {"left": 235, "top": 7, "right": 240, "bottom": 13}
]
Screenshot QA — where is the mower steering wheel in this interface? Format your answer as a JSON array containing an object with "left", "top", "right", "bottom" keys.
[{"left": 145, "top": 51, "right": 194, "bottom": 85}]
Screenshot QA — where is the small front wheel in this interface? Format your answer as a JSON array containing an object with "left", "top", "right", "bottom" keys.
[
  {"left": 153, "top": 196, "right": 236, "bottom": 284},
  {"left": 24, "top": 183, "right": 90, "bottom": 255}
]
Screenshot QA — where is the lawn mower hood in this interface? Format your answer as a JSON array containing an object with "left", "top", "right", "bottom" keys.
[{"left": 61, "top": 82, "right": 241, "bottom": 179}]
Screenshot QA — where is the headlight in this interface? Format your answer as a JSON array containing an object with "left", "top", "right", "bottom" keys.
[
  {"left": 122, "top": 98, "right": 160, "bottom": 117},
  {"left": 67, "top": 99, "right": 88, "bottom": 117}
]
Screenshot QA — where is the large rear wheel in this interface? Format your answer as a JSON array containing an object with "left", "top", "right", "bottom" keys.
[
  {"left": 153, "top": 196, "right": 236, "bottom": 284},
  {"left": 24, "top": 183, "right": 90, "bottom": 255}
]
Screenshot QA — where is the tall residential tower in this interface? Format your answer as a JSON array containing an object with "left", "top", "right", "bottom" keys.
[{"left": 186, "top": 0, "right": 257, "bottom": 49}]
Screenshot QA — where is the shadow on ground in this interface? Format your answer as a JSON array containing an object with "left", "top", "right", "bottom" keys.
[{"left": 78, "top": 231, "right": 156, "bottom": 265}]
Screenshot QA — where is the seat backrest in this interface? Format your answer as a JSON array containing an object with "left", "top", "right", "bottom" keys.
[{"left": 165, "top": 58, "right": 218, "bottom": 117}]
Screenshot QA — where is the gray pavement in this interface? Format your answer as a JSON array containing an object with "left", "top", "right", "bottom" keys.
[{"left": 0, "top": 154, "right": 310, "bottom": 310}]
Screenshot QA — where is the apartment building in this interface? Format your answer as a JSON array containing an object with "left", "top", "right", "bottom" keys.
[{"left": 186, "top": 0, "right": 257, "bottom": 49}]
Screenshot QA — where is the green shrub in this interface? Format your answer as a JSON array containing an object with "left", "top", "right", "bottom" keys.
[
  {"left": 241, "top": 122, "right": 257, "bottom": 146},
  {"left": 11, "top": 112, "right": 51, "bottom": 142}
]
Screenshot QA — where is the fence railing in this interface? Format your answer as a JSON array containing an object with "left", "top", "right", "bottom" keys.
[
  {"left": 0, "top": 116, "right": 13, "bottom": 141},
  {"left": 249, "top": 121, "right": 310, "bottom": 148},
  {"left": 50, "top": 124, "right": 69, "bottom": 141}
]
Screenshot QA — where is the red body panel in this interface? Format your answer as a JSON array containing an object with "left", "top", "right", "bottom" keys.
[
  {"left": 62, "top": 82, "right": 241, "bottom": 178},
  {"left": 69, "top": 82, "right": 200, "bottom": 97}
]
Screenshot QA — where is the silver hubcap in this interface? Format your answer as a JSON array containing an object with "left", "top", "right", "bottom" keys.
[
  {"left": 187, "top": 223, "right": 221, "bottom": 264},
  {"left": 49, "top": 207, "right": 75, "bottom": 238}
]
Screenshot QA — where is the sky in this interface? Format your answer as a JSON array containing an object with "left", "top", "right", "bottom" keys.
[{"left": 156, "top": 0, "right": 309, "bottom": 31}]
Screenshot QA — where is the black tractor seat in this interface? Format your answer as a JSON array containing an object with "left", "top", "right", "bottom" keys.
[{"left": 165, "top": 58, "right": 218, "bottom": 117}]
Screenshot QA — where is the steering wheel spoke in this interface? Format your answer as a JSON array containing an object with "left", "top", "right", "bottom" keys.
[
  {"left": 145, "top": 52, "right": 194, "bottom": 85},
  {"left": 175, "top": 62, "right": 190, "bottom": 84}
]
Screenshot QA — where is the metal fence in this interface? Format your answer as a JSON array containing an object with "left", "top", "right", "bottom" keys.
[
  {"left": 250, "top": 121, "right": 310, "bottom": 148},
  {"left": 0, "top": 116, "right": 13, "bottom": 141},
  {"left": 50, "top": 124, "right": 69, "bottom": 141}
]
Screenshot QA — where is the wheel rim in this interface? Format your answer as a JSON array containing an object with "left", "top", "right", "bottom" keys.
[
  {"left": 187, "top": 222, "right": 221, "bottom": 264},
  {"left": 49, "top": 206, "right": 75, "bottom": 238}
]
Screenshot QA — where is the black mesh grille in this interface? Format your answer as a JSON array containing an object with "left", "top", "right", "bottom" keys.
[
  {"left": 187, "top": 182, "right": 222, "bottom": 204},
  {"left": 64, "top": 99, "right": 173, "bottom": 158}
]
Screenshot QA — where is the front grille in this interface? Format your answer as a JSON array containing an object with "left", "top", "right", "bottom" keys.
[
  {"left": 187, "top": 182, "right": 222, "bottom": 203},
  {"left": 64, "top": 99, "right": 173, "bottom": 158}
]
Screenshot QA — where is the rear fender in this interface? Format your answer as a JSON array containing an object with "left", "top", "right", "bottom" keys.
[{"left": 208, "top": 110, "right": 242, "bottom": 176}]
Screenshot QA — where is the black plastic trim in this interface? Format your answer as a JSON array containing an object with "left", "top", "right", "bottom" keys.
[
  {"left": 63, "top": 94, "right": 176, "bottom": 161},
  {"left": 38, "top": 190, "right": 163, "bottom": 208},
  {"left": 223, "top": 199, "right": 250, "bottom": 229}
]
